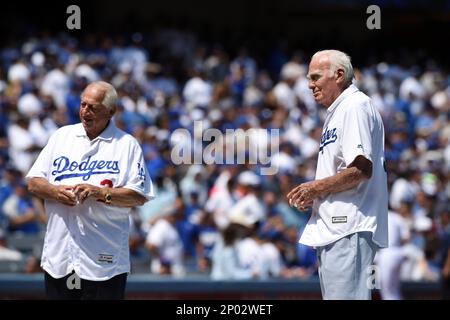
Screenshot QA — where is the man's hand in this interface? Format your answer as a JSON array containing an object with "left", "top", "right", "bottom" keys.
[
  {"left": 73, "top": 183, "right": 147, "bottom": 207},
  {"left": 286, "top": 181, "right": 322, "bottom": 211},
  {"left": 55, "top": 185, "right": 78, "bottom": 206},
  {"left": 73, "top": 183, "right": 105, "bottom": 204}
]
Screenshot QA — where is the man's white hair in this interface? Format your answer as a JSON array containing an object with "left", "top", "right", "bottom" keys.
[
  {"left": 312, "top": 50, "right": 354, "bottom": 85},
  {"left": 81, "top": 81, "right": 118, "bottom": 111}
]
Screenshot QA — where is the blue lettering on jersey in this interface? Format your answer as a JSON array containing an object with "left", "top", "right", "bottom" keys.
[
  {"left": 137, "top": 163, "right": 146, "bottom": 181},
  {"left": 319, "top": 127, "right": 338, "bottom": 153},
  {"left": 51, "top": 156, "right": 120, "bottom": 181},
  {"left": 137, "top": 162, "right": 146, "bottom": 188}
]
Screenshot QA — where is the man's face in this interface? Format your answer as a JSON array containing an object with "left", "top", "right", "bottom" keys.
[
  {"left": 79, "top": 85, "right": 112, "bottom": 139},
  {"left": 307, "top": 55, "right": 342, "bottom": 108}
]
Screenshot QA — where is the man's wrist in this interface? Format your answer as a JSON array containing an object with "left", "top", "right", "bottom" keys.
[
  {"left": 314, "top": 179, "right": 327, "bottom": 198},
  {"left": 102, "top": 187, "right": 112, "bottom": 204},
  {"left": 98, "top": 187, "right": 107, "bottom": 199},
  {"left": 51, "top": 184, "right": 60, "bottom": 201}
]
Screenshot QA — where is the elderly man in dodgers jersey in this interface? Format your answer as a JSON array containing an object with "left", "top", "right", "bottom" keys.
[
  {"left": 287, "top": 50, "right": 388, "bottom": 300},
  {"left": 26, "top": 81, "right": 154, "bottom": 300}
]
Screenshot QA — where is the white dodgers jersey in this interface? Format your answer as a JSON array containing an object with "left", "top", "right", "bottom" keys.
[
  {"left": 26, "top": 121, "right": 154, "bottom": 280},
  {"left": 299, "top": 85, "right": 388, "bottom": 248}
]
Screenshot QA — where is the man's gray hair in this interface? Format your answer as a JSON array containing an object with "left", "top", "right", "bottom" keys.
[
  {"left": 312, "top": 50, "right": 354, "bottom": 85},
  {"left": 81, "top": 81, "right": 118, "bottom": 111}
]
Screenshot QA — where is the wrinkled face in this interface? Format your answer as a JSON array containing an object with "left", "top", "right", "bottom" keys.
[
  {"left": 79, "top": 85, "right": 113, "bottom": 139},
  {"left": 307, "top": 54, "right": 343, "bottom": 108}
]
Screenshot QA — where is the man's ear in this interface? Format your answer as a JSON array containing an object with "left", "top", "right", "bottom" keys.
[{"left": 335, "top": 68, "right": 345, "bottom": 83}]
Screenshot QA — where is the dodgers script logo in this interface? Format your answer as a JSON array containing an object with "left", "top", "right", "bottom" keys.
[
  {"left": 51, "top": 156, "right": 120, "bottom": 181},
  {"left": 319, "top": 127, "right": 337, "bottom": 153}
]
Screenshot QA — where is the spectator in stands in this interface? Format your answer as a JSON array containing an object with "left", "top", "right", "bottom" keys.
[
  {"left": 145, "top": 197, "right": 185, "bottom": 277},
  {"left": 259, "top": 231, "right": 283, "bottom": 278},
  {"left": 0, "top": 165, "right": 22, "bottom": 224},
  {"left": 0, "top": 227, "right": 23, "bottom": 261},
  {"left": 210, "top": 222, "right": 256, "bottom": 280},
  {"left": 195, "top": 211, "right": 219, "bottom": 273},
  {"left": 377, "top": 210, "right": 411, "bottom": 300},
  {"left": 269, "top": 62, "right": 302, "bottom": 111},
  {"left": 228, "top": 171, "right": 266, "bottom": 226},
  {"left": 7, "top": 116, "right": 42, "bottom": 173},
  {"left": 182, "top": 66, "right": 212, "bottom": 111},
  {"left": 204, "top": 166, "right": 236, "bottom": 230},
  {"left": 2, "top": 180, "right": 45, "bottom": 234},
  {"left": 232, "top": 214, "right": 266, "bottom": 280}
]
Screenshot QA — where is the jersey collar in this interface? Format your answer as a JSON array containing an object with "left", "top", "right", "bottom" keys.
[
  {"left": 326, "top": 84, "right": 359, "bottom": 115},
  {"left": 75, "top": 120, "right": 116, "bottom": 141}
]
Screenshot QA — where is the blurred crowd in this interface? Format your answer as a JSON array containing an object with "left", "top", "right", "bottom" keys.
[{"left": 0, "top": 31, "right": 449, "bottom": 289}]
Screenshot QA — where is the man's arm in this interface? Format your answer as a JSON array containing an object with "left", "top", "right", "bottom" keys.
[
  {"left": 28, "top": 177, "right": 77, "bottom": 206},
  {"left": 287, "top": 155, "right": 372, "bottom": 210},
  {"left": 73, "top": 183, "right": 148, "bottom": 207}
]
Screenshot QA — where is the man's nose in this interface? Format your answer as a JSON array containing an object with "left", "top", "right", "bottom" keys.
[{"left": 81, "top": 108, "right": 91, "bottom": 115}]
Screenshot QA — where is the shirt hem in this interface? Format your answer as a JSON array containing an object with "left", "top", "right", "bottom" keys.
[
  {"left": 299, "top": 229, "right": 386, "bottom": 248},
  {"left": 42, "top": 265, "right": 130, "bottom": 281}
]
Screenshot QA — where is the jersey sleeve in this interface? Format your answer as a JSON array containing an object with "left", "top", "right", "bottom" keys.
[
  {"left": 25, "top": 130, "right": 57, "bottom": 181},
  {"left": 122, "top": 140, "right": 155, "bottom": 200},
  {"left": 341, "top": 102, "right": 373, "bottom": 167}
]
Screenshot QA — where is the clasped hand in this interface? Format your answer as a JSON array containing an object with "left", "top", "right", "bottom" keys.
[
  {"left": 286, "top": 181, "right": 320, "bottom": 211},
  {"left": 55, "top": 184, "right": 103, "bottom": 206}
]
